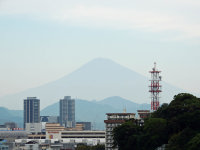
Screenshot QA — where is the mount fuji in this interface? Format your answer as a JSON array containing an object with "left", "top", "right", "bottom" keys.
[{"left": 0, "top": 58, "right": 186, "bottom": 109}]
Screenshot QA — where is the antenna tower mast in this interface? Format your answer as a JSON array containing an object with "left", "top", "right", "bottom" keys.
[{"left": 149, "top": 62, "right": 162, "bottom": 111}]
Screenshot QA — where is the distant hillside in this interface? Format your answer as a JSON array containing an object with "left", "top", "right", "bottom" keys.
[
  {"left": 0, "top": 58, "right": 187, "bottom": 109},
  {"left": 41, "top": 96, "right": 150, "bottom": 130},
  {"left": 97, "top": 96, "right": 150, "bottom": 112},
  {"left": 0, "top": 107, "right": 23, "bottom": 127},
  {"left": 1, "top": 96, "right": 148, "bottom": 129}
]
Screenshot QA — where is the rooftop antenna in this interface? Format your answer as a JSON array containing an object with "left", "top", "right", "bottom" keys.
[{"left": 123, "top": 107, "right": 127, "bottom": 113}]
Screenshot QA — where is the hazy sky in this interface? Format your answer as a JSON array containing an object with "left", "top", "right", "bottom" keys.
[{"left": 0, "top": 0, "right": 200, "bottom": 98}]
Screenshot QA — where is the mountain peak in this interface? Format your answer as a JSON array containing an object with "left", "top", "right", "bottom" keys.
[
  {"left": 0, "top": 58, "right": 185, "bottom": 109},
  {"left": 89, "top": 57, "right": 114, "bottom": 62},
  {"left": 78, "top": 57, "right": 123, "bottom": 70},
  {"left": 87, "top": 57, "right": 121, "bottom": 66}
]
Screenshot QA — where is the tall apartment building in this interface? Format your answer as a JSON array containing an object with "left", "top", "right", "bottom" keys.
[
  {"left": 24, "top": 97, "right": 40, "bottom": 125},
  {"left": 59, "top": 96, "right": 75, "bottom": 128},
  {"left": 104, "top": 113, "right": 136, "bottom": 150},
  {"left": 24, "top": 97, "right": 41, "bottom": 133}
]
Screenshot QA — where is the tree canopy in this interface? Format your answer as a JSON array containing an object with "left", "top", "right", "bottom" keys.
[
  {"left": 113, "top": 93, "right": 200, "bottom": 150},
  {"left": 76, "top": 144, "right": 105, "bottom": 150}
]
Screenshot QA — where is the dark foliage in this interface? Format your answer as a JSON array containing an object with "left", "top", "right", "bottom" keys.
[
  {"left": 76, "top": 144, "right": 105, "bottom": 150},
  {"left": 113, "top": 93, "right": 200, "bottom": 150}
]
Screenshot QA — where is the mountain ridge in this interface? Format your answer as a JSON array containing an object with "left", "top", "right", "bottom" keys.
[
  {"left": 0, "top": 96, "right": 150, "bottom": 129},
  {"left": 41, "top": 96, "right": 151, "bottom": 129}
]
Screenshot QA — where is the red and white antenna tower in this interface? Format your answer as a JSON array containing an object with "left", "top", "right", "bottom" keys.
[{"left": 149, "top": 62, "right": 162, "bottom": 111}]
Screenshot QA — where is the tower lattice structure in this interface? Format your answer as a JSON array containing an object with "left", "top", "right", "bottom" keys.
[{"left": 149, "top": 62, "right": 162, "bottom": 111}]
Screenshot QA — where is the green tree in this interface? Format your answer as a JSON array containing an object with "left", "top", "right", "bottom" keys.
[
  {"left": 113, "top": 119, "right": 143, "bottom": 150},
  {"left": 113, "top": 93, "right": 200, "bottom": 150},
  {"left": 187, "top": 133, "right": 200, "bottom": 150},
  {"left": 167, "top": 128, "right": 196, "bottom": 150},
  {"left": 143, "top": 118, "right": 168, "bottom": 149},
  {"left": 152, "top": 103, "right": 168, "bottom": 119},
  {"left": 91, "top": 144, "right": 105, "bottom": 150},
  {"left": 76, "top": 144, "right": 104, "bottom": 150},
  {"left": 76, "top": 144, "right": 89, "bottom": 150}
]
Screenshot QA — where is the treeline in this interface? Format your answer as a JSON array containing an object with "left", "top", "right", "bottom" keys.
[
  {"left": 75, "top": 144, "right": 105, "bottom": 150},
  {"left": 113, "top": 93, "right": 200, "bottom": 150}
]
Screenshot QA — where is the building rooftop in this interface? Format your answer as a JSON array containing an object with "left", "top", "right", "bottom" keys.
[
  {"left": 137, "top": 110, "right": 150, "bottom": 112},
  {"left": 106, "top": 113, "right": 135, "bottom": 115}
]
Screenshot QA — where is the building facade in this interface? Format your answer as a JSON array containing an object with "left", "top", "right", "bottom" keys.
[
  {"left": 59, "top": 96, "right": 75, "bottom": 128},
  {"left": 137, "top": 110, "right": 150, "bottom": 119},
  {"left": 76, "top": 122, "right": 91, "bottom": 130},
  {"left": 104, "top": 113, "right": 135, "bottom": 150},
  {"left": 24, "top": 97, "right": 40, "bottom": 127},
  {"left": 40, "top": 116, "right": 59, "bottom": 123},
  {"left": 25, "top": 123, "right": 42, "bottom": 134},
  {"left": 15, "top": 129, "right": 105, "bottom": 149}
]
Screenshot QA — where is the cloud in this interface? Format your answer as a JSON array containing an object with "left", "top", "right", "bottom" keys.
[{"left": 0, "top": 0, "right": 200, "bottom": 39}]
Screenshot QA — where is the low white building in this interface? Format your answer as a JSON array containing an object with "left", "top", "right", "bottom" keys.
[
  {"left": 61, "top": 130, "right": 105, "bottom": 145},
  {"left": 15, "top": 130, "right": 105, "bottom": 149},
  {"left": 25, "top": 123, "right": 42, "bottom": 134}
]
